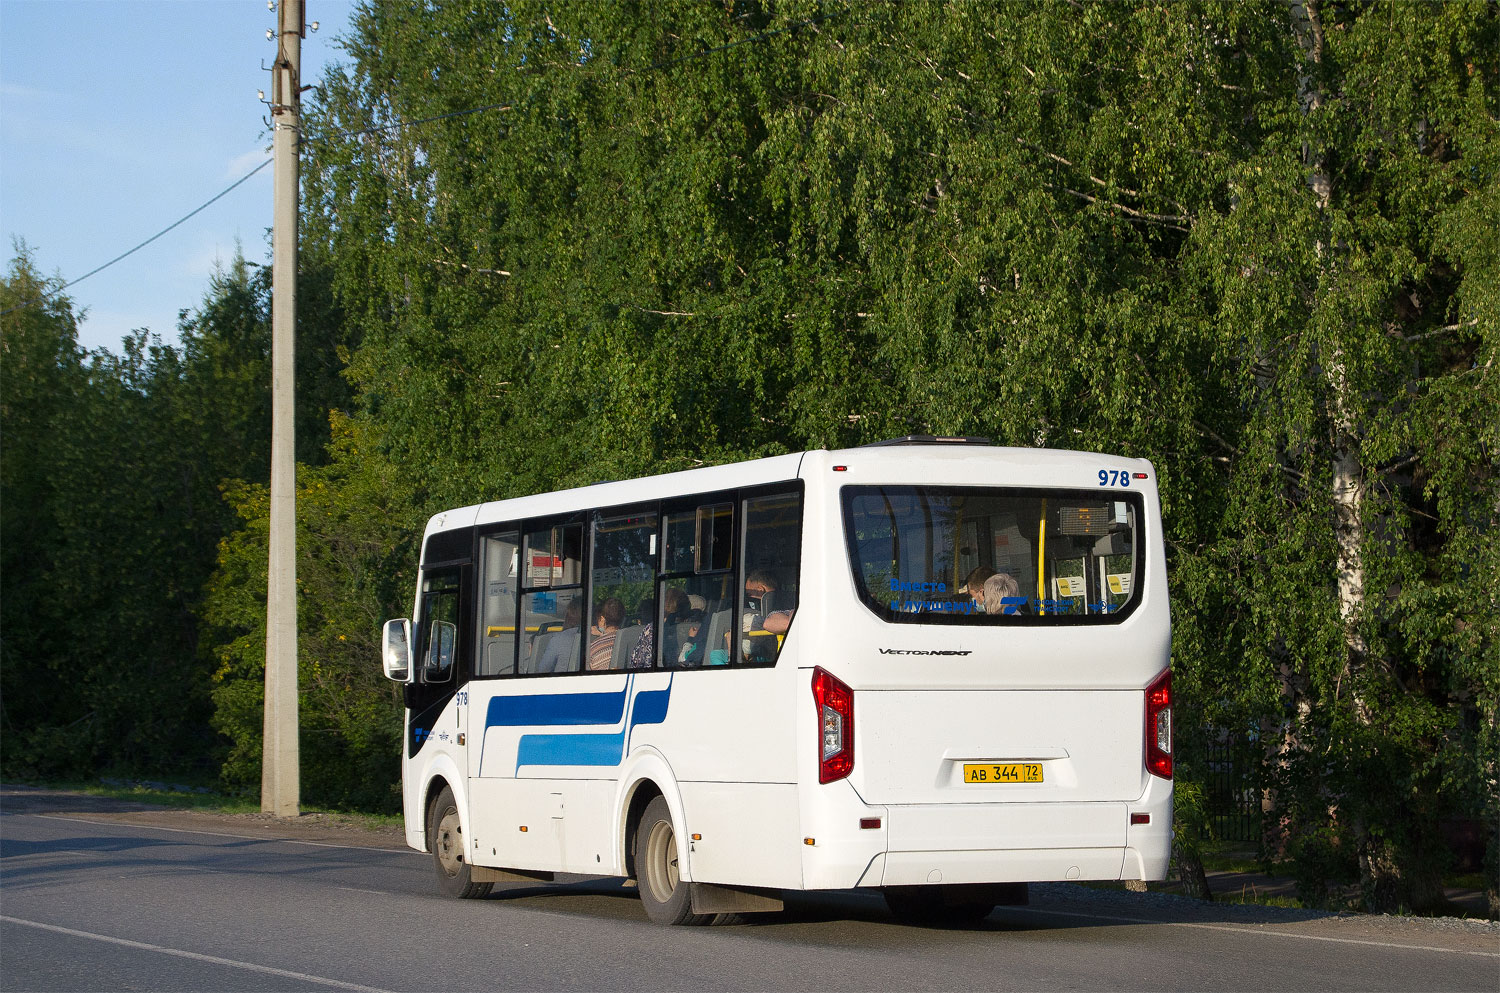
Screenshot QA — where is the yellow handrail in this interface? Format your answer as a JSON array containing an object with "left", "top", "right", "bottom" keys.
[
  {"left": 485, "top": 624, "right": 562, "bottom": 636},
  {"left": 1037, "top": 500, "right": 1048, "bottom": 616}
]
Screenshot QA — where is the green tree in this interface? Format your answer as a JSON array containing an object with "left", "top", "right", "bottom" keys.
[
  {"left": 203, "top": 415, "right": 415, "bottom": 810},
  {"left": 1, "top": 245, "right": 353, "bottom": 781},
  {"left": 1, "top": 249, "right": 93, "bottom": 773}
]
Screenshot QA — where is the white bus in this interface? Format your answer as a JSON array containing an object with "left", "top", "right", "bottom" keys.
[{"left": 381, "top": 436, "right": 1173, "bottom": 925}]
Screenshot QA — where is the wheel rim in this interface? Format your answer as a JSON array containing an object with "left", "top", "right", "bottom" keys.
[
  {"left": 643, "top": 817, "right": 679, "bottom": 904},
  {"left": 436, "top": 805, "right": 464, "bottom": 878}
]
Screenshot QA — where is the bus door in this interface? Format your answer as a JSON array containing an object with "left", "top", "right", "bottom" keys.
[
  {"left": 467, "top": 529, "right": 520, "bottom": 864},
  {"left": 469, "top": 524, "right": 590, "bottom": 870}
]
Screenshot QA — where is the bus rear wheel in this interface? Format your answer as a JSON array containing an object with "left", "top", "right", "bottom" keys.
[
  {"left": 428, "top": 785, "right": 492, "bottom": 899},
  {"left": 635, "top": 796, "right": 712, "bottom": 926}
]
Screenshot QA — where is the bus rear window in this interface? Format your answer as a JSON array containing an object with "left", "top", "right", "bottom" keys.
[{"left": 841, "top": 486, "right": 1143, "bottom": 624}]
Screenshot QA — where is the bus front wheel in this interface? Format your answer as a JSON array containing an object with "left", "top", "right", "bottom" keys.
[
  {"left": 634, "top": 796, "right": 712, "bottom": 925},
  {"left": 428, "top": 785, "right": 492, "bottom": 899}
]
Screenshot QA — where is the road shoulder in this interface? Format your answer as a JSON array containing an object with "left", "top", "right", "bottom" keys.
[{"left": 0, "top": 784, "right": 408, "bottom": 851}]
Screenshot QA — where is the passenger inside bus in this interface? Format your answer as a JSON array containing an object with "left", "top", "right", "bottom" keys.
[
  {"left": 628, "top": 588, "right": 690, "bottom": 668},
  {"left": 962, "top": 565, "right": 997, "bottom": 610},
  {"left": 587, "top": 597, "right": 625, "bottom": 671},
  {"left": 744, "top": 569, "right": 795, "bottom": 636},
  {"left": 674, "top": 608, "right": 706, "bottom": 665},
  {"left": 982, "top": 571, "right": 1024, "bottom": 615},
  {"left": 533, "top": 598, "right": 583, "bottom": 673}
]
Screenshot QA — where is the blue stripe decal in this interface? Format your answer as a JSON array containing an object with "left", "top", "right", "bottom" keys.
[
  {"left": 632, "top": 683, "right": 671, "bottom": 727},
  {"left": 515, "top": 732, "right": 625, "bottom": 768},
  {"left": 486, "top": 685, "right": 628, "bottom": 728},
  {"left": 513, "top": 674, "right": 674, "bottom": 772}
]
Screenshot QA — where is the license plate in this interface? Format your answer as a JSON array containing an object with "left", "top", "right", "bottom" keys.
[{"left": 963, "top": 763, "right": 1043, "bottom": 784}]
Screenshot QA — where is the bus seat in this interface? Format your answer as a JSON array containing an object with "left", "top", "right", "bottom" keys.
[
  {"left": 485, "top": 640, "right": 512, "bottom": 676},
  {"left": 524, "top": 632, "right": 552, "bottom": 674},
  {"left": 612, "top": 625, "right": 645, "bottom": 669},
  {"left": 704, "top": 609, "right": 731, "bottom": 663},
  {"left": 659, "top": 622, "right": 679, "bottom": 667}
]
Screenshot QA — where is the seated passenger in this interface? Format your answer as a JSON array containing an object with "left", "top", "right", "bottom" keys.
[
  {"left": 982, "top": 572, "right": 1023, "bottom": 615},
  {"left": 587, "top": 597, "right": 626, "bottom": 671},
  {"left": 962, "top": 565, "right": 998, "bottom": 611},
  {"left": 628, "top": 588, "right": 690, "bottom": 669},
  {"left": 534, "top": 599, "right": 583, "bottom": 673},
  {"left": 744, "top": 569, "right": 795, "bottom": 637},
  {"left": 675, "top": 608, "right": 706, "bottom": 666}
]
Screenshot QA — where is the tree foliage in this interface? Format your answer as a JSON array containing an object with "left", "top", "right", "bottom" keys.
[
  {"left": 1, "top": 249, "right": 348, "bottom": 781},
  {"left": 1, "top": 251, "right": 258, "bottom": 775},
  {"left": 202, "top": 414, "right": 415, "bottom": 811}
]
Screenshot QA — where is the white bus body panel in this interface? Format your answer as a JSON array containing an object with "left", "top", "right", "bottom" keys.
[
  {"left": 403, "top": 702, "right": 468, "bottom": 854},
  {"left": 791, "top": 448, "right": 1173, "bottom": 890},
  {"left": 460, "top": 648, "right": 803, "bottom": 887},
  {"left": 856, "top": 689, "right": 1145, "bottom": 805}
]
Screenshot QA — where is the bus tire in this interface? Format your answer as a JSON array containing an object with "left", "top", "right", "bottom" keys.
[
  {"left": 428, "top": 784, "right": 492, "bottom": 899},
  {"left": 882, "top": 885, "right": 995, "bottom": 927},
  {"left": 635, "top": 796, "right": 712, "bottom": 925}
]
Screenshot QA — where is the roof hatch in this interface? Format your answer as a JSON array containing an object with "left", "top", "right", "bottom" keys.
[{"left": 859, "top": 435, "right": 993, "bottom": 448}]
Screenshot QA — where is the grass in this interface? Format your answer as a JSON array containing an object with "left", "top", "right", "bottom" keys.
[
  {"left": 1448, "top": 872, "right": 1490, "bottom": 892},
  {"left": 88, "top": 778, "right": 263, "bottom": 814},
  {"left": 1197, "top": 840, "right": 1280, "bottom": 876},
  {"left": 12, "top": 776, "right": 403, "bottom": 829},
  {"left": 1213, "top": 886, "right": 1306, "bottom": 909}
]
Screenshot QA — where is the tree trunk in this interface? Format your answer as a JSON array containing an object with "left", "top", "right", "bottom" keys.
[
  {"left": 1289, "top": 0, "right": 1393, "bottom": 910},
  {"left": 1329, "top": 350, "right": 1370, "bottom": 724},
  {"left": 1174, "top": 842, "right": 1215, "bottom": 902}
]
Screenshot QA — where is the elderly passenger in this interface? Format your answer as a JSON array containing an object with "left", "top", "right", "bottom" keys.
[{"left": 982, "top": 572, "right": 1022, "bottom": 615}]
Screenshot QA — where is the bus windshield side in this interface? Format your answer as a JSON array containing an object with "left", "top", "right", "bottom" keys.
[{"left": 841, "top": 485, "right": 1143, "bottom": 624}]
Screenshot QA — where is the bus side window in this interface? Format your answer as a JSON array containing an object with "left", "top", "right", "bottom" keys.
[
  {"left": 739, "top": 491, "right": 802, "bottom": 664},
  {"left": 660, "top": 501, "right": 734, "bottom": 667},
  {"left": 590, "top": 509, "right": 658, "bottom": 670},
  {"left": 426, "top": 619, "right": 457, "bottom": 681},
  {"left": 520, "top": 522, "right": 584, "bottom": 674},
  {"left": 476, "top": 531, "right": 520, "bottom": 676}
]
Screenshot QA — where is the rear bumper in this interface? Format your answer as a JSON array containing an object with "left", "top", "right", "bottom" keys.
[
  {"left": 880, "top": 847, "right": 1126, "bottom": 886},
  {"left": 801, "top": 773, "right": 1173, "bottom": 889}
]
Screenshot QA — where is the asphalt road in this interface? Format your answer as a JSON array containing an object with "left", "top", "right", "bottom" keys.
[{"left": 1, "top": 805, "right": 1495, "bottom": 992}]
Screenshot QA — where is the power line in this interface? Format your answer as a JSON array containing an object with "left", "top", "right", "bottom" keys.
[
  {"left": 3, "top": 8, "right": 847, "bottom": 320},
  {"left": 1, "top": 157, "right": 274, "bottom": 319}
]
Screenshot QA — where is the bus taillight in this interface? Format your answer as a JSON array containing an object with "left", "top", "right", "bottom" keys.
[
  {"left": 812, "top": 667, "right": 854, "bottom": 784},
  {"left": 1144, "top": 668, "right": 1172, "bottom": 779}
]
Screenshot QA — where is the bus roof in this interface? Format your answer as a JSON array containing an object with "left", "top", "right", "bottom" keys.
[{"left": 425, "top": 442, "right": 1155, "bottom": 539}]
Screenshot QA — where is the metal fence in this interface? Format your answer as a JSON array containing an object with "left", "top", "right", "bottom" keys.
[{"left": 1203, "top": 736, "right": 1261, "bottom": 844}]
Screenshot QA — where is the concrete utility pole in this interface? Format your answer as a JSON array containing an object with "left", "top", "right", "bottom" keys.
[{"left": 263, "top": 0, "right": 303, "bottom": 818}]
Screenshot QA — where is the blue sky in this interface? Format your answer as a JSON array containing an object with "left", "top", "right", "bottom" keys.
[{"left": 1, "top": 0, "right": 354, "bottom": 353}]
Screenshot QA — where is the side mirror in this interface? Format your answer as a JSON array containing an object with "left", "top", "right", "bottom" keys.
[{"left": 382, "top": 619, "right": 413, "bottom": 681}]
